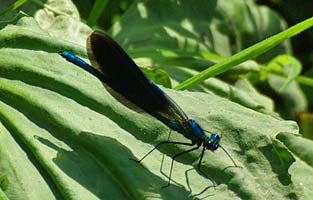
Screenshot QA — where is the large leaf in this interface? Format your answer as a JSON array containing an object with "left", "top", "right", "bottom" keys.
[
  {"left": 2, "top": 0, "right": 291, "bottom": 115},
  {"left": 0, "top": 13, "right": 311, "bottom": 200},
  {"left": 265, "top": 55, "right": 307, "bottom": 118},
  {"left": 276, "top": 132, "right": 313, "bottom": 200}
]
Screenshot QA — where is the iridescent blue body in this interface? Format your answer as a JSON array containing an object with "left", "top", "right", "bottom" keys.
[
  {"left": 60, "top": 51, "right": 220, "bottom": 151},
  {"left": 60, "top": 40, "right": 220, "bottom": 151},
  {"left": 60, "top": 51, "right": 100, "bottom": 78},
  {"left": 59, "top": 31, "right": 233, "bottom": 187}
]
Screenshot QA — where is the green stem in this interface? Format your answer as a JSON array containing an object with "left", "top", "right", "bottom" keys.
[
  {"left": 262, "top": 67, "right": 313, "bottom": 87},
  {"left": 87, "top": 0, "right": 109, "bottom": 26},
  {"left": 295, "top": 76, "right": 313, "bottom": 87}
]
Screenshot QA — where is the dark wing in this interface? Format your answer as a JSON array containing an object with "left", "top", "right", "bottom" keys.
[{"left": 87, "top": 31, "right": 189, "bottom": 131}]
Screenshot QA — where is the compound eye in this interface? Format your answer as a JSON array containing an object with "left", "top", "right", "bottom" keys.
[{"left": 211, "top": 133, "right": 220, "bottom": 141}]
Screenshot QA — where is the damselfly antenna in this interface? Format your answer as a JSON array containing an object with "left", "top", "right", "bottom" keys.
[{"left": 219, "top": 145, "right": 239, "bottom": 167}]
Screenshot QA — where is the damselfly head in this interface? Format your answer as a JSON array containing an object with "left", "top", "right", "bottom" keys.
[{"left": 204, "top": 133, "right": 220, "bottom": 151}]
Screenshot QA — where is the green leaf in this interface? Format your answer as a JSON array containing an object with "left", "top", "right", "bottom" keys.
[
  {"left": 203, "top": 77, "right": 279, "bottom": 117},
  {"left": 0, "top": 13, "right": 311, "bottom": 199},
  {"left": 277, "top": 132, "right": 313, "bottom": 167},
  {"left": 262, "top": 55, "right": 307, "bottom": 118},
  {"left": 140, "top": 67, "right": 172, "bottom": 88},
  {"left": 265, "top": 55, "right": 302, "bottom": 91},
  {"left": 33, "top": 0, "right": 92, "bottom": 46},
  {"left": 276, "top": 132, "right": 313, "bottom": 198}
]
